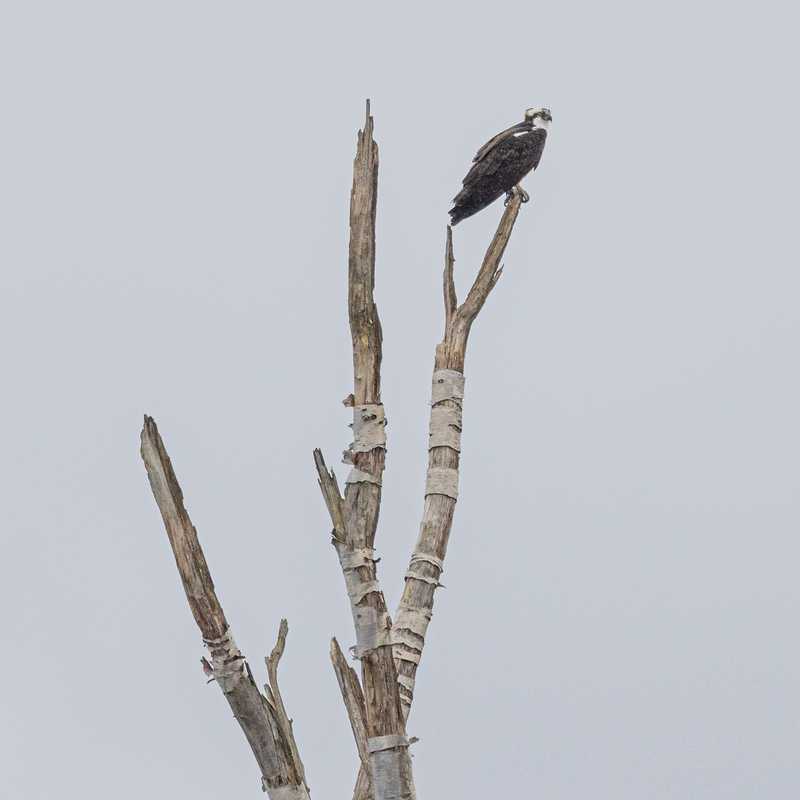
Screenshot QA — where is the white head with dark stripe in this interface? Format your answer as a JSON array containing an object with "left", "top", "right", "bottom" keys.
[{"left": 525, "top": 107, "right": 552, "bottom": 131}]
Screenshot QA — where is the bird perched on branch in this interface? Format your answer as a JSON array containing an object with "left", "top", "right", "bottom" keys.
[{"left": 449, "top": 107, "right": 551, "bottom": 226}]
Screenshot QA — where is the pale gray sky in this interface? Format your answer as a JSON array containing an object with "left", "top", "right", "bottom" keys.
[{"left": 2, "top": 2, "right": 798, "bottom": 798}]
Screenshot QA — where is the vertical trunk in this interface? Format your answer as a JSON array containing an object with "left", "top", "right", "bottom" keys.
[
  {"left": 141, "top": 104, "right": 534, "bottom": 800},
  {"left": 316, "top": 101, "right": 416, "bottom": 800}
]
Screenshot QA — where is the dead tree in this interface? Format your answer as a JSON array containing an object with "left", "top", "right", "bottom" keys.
[{"left": 141, "top": 101, "right": 527, "bottom": 800}]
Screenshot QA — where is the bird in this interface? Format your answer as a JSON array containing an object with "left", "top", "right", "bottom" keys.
[{"left": 449, "top": 107, "right": 551, "bottom": 226}]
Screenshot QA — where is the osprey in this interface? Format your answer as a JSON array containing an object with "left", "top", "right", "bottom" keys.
[{"left": 449, "top": 107, "right": 552, "bottom": 225}]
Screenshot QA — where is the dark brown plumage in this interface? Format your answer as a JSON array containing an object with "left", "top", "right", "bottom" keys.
[{"left": 449, "top": 114, "right": 549, "bottom": 225}]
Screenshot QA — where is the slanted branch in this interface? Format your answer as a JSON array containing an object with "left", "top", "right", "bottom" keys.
[
  {"left": 331, "top": 638, "right": 371, "bottom": 777},
  {"left": 392, "top": 191, "right": 525, "bottom": 720},
  {"left": 140, "top": 416, "right": 309, "bottom": 799},
  {"left": 437, "top": 190, "right": 523, "bottom": 372}
]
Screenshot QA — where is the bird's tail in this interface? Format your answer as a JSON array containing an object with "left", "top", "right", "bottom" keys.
[
  {"left": 448, "top": 206, "right": 466, "bottom": 226},
  {"left": 448, "top": 203, "right": 478, "bottom": 226}
]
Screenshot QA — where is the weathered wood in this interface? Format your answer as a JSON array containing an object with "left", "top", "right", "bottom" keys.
[
  {"left": 344, "top": 106, "right": 406, "bottom": 762},
  {"left": 435, "top": 190, "right": 523, "bottom": 372},
  {"left": 266, "top": 620, "right": 308, "bottom": 793},
  {"left": 349, "top": 98, "right": 383, "bottom": 406},
  {"left": 349, "top": 186, "right": 527, "bottom": 799},
  {"left": 140, "top": 416, "right": 309, "bottom": 799},
  {"left": 314, "top": 449, "right": 346, "bottom": 542},
  {"left": 143, "top": 103, "right": 533, "bottom": 800},
  {"left": 315, "top": 101, "right": 415, "bottom": 800},
  {"left": 331, "top": 637, "right": 372, "bottom": 784},
  {"left": 140, "top": 415, "right": 227, "bottom": 641},
  {"left": 393, "top": 191, "right": 525, "bottom": 719},
  {"left": 443, "top": 225, "right": 457, "bottom": 335}
]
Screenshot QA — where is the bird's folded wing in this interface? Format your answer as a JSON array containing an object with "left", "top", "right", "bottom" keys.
[
  {"left": 459, "top": 140, "right": 516, "bottom": 191},
  {"left": 473, "top": 121, "right": 532, "bottom": 164}
]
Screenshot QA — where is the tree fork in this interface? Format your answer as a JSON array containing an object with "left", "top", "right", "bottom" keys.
[
  {"left": 140, "top": 102, "right": 531, "bottom": 800},
  {"left": 140, "top": 416, "right": 309, "bottom": 799}
]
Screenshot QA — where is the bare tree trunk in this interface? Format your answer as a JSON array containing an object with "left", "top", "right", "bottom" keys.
[
  {"left": 393, "top": 201, "right": 523, "bottom": 718},
  {"left": 140, "top": 417, "right": 309, "bottom": 799},
  {"left": 315, "top": 101, "right": 416, "bottom": 800},
  {"left": 139, "top": 103, "right": 532, "bottom": 800},
  {"left": 351, "top": 194, "right": 525, "bottom": 796}
]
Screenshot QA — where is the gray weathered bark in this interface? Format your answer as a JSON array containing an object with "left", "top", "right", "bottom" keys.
[
  {"left": 315, "top": 100, "right": 416, "bottom": 800},
  {"left": 393, "top": 197, "right": 524, "bottom": 719},
  {"left": 349, "top": 195, "right": 525, "bottom": 794},
  {"left": 140, "top": 417, "right": 309, "bottom": 799},
  {"left": 140, "top": 103, "right": 531, "bottom": 800}
]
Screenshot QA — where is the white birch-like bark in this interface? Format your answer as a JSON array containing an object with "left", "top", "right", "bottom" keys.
[
  {"left": 350, "top": 194, "right": 527, "bottom": 797},
  {"left": 139, "top": 104, "right": 532, "bottom": 800},
  {"left": 314, "top": 101, "right": 416, "bottom": 800},
  {"left": 392, "top": 201, "right": 523, "bottom": 718}
]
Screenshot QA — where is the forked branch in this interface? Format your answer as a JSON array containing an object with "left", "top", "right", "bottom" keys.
[
  {"left": 392, "top": 190, "right": 526, "bottom": 720},
  {"left": 437, "top": 190, "right": 524, "bottom": 372},
  {"left": 140, "top": 416, "right": 309, "bottom": 799},
  {"left": 142, "top": 102, "right": 531, "bottom": 800}
]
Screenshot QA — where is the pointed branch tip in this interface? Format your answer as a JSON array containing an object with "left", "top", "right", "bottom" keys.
[{"left": 443, "top": 224, "right": 458, "bottom": 327}]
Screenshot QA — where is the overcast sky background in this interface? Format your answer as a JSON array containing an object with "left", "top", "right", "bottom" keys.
[{"left": 2, "top": 2, "right": 798, "bottom": 798}]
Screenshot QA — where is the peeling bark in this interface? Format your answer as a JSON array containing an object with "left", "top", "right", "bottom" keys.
[
  {"left": 393, "top": 195, "right": 525, "bottom": 719},
  {"left": 140, "top": 417, "right": 309, "bottom": 799},
  {"left": 314, "top": 101, "right": 415, "bottom": 800},
  {"left": 142, "top": 104, "right": 533, "bottom": 800}
]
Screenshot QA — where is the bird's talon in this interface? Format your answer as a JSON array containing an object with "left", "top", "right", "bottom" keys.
[{"left": 506, "top": 187, "right": 530, "bottom": 206}]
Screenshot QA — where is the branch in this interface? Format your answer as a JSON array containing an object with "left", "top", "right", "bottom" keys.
[
  {"left": 349, "top": 97, "right": 382, "bottom": 405},
  {"left": 458, "top": 189, "right": 522, "bottom": 328},
  {"left": 315, "top": 101, "right": 415, "bottom": 800},
  {"left": 393, "top": 190, "right": 526, "bottom": 720},
  {"left": 436, "top": 190, "right": 524, "bottom": 372},
  {"left": 331, "top": 638, "right": 371, "bottom": 775},
  {"left": 342, "top": 103, "right": 402, "bottom": 737},
  {"left": 140, "top": 415, "right": 227, "bottom": 640},
  {"left": 266, "top": 620, "right": 308, "bottom": 793},
  {"left": 313, "top": 448, "right": 346, "bottom": 542},
  {"left": 141, "top": 416, "right": 309, "bottom": 799},
  {"left": 443, "top": 225, "right": 457, "bottom": 334}
]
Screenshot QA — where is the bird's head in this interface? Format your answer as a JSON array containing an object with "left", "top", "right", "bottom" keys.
[{"left": 524, "top": 107, "right": 552, "bottom": 130}]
